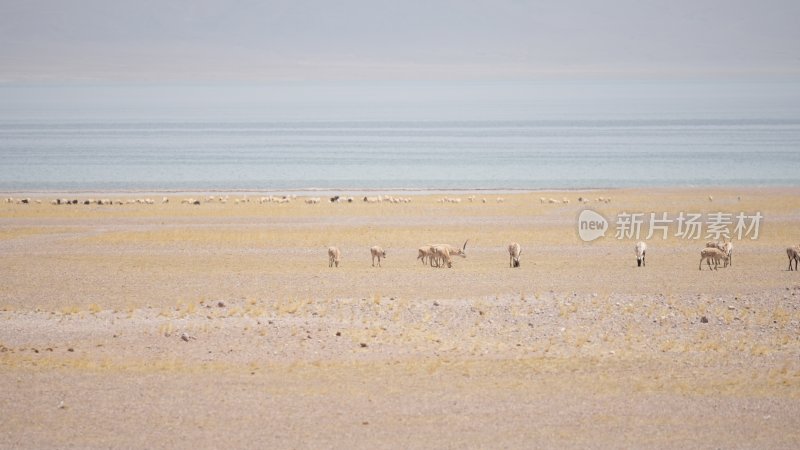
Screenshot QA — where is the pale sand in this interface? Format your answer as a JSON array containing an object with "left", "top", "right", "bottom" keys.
[{"left": 1, "top": 188, "right": 800, "bottom": 448}]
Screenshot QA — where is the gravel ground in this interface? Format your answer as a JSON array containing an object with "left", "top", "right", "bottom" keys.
[{"left": 2, "top": 188, "right": 800, "bottom": 449}]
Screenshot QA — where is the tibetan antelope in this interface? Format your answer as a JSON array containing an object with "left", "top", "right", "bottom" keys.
[
  {"left": 508, "top": 242, "right": 521, "bottom": 268},
  {"left": 328, "top": 246, "right": 341, "bottom": 268},
  {"left": 370, "top": 246, "right": 386, "bottom": 267}
]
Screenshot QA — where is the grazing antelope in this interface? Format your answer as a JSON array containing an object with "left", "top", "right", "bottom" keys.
[
  {"left": 707, "top": 239, "right": 733, "bottom": 267},
  {"left": 787, "top": 246, "right": 800, "bottom": 271},
  {"left": 430, "top": 240, "right": 468, "bottom": 268},
  {"left": 635, "top": 241, "right": 647, "bottom": 267},
  {"left": 699, "top": 247, "right": 728, "bottom": 271},
  {"left": 508, "top": 242, "right": 521, "bottom": 268},
  {"left": 328, "top": 246, "right": 341, "bottom": 268},
  {"left": 370, "top": 246, "right": 386, "bottom": 267}
]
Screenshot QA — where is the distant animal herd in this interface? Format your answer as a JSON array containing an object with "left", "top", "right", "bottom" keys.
[
  {"left": 4, "top": 194, "right": 608, "bottom": 206},
  {"left": 4, "top": 195, "right": 798, "bottom": 271},
  {"left": 326, "top": 239, "right": 800, "bottom": 273}
]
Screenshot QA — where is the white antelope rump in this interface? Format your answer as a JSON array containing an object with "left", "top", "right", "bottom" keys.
[
  {"left": 508, "top": 242, "right": 521, "bottom": 268},
  {"left": 370, "top": 246, "right": 387, "bottom": 267},
  {"left": 787, "top": 246, "right": 800, "bottom": 271},
  {"left": 328, "top": 246, "right": 341, "bottom": 268},
  {"left": 635, "top": 241, "right": 647, "bottom": 267},
  {"left": 699, "top": 247, "right": 728, "bottom": 271}
]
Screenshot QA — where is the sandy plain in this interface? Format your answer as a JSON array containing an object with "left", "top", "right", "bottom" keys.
[{"left": 1, "top": 187, "right": 800, "bottom": 449}]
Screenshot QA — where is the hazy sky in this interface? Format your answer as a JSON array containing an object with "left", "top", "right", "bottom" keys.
[{"left": 1, "top": 0, "right": 799, "bottom": 82}]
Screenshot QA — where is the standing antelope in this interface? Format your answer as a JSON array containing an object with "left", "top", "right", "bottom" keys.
[
  {"left": 721, "top": 240, "right": 733, "bottom": 267},
  {"left": 430, "top": 245, "right": 452, "bottom": 268},
  {"left": 328, "top": 246, "right": 341, "bottom": 268},
  {"left": 508, "top": 242, "right": 521, "bottom": 268},
  {"left": 417, "top": 246, "right": 434, "bottom": 265},
  {"left": 635, "top": 241, "right": 647, "bottom": 267},
  {"left": 430, "top": 240, "right": 468, "bottom": 268},
  {"left": 787, "top": 246, "right": 800, "bottom": 271},
  {"left": 370, "top": 246, "right": 387, "bottom": 267}
]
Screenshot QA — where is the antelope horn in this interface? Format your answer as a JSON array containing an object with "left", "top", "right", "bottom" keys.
[{"left": 463, "top": 240, "right": 468, "bottom": 251}]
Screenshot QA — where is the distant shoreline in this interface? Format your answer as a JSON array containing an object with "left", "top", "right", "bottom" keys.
[{"left": 2, "top": 185, "right": 797, "bottom": 198}]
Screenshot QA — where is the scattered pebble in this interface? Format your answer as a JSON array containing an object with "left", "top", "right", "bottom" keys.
[
  {"left": 360, "top": 343, "right": 368, "bottom": 348},
  {"left": 217, "top": 301, "right": 225, "bottom": 308},
  {"left": 700, "top": 316, "right": 709, "bottom": 323}
]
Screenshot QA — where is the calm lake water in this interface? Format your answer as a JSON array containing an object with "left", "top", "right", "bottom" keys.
[{"left": 1, "top": 81, "right": 799, "bottom": 191}]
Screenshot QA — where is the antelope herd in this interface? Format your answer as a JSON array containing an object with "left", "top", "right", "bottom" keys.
[
  {"left": 3, "top": 195, "right": 798, "bottom": 271},
  {"left": 333, "top": 240, "right": 472, "bottom": 269},
  {"left": 9, "top": 193, "right": 612, "bottom": 207},
  {"left": 326, "top": 238, "right": 797, "bottom": 273}
]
